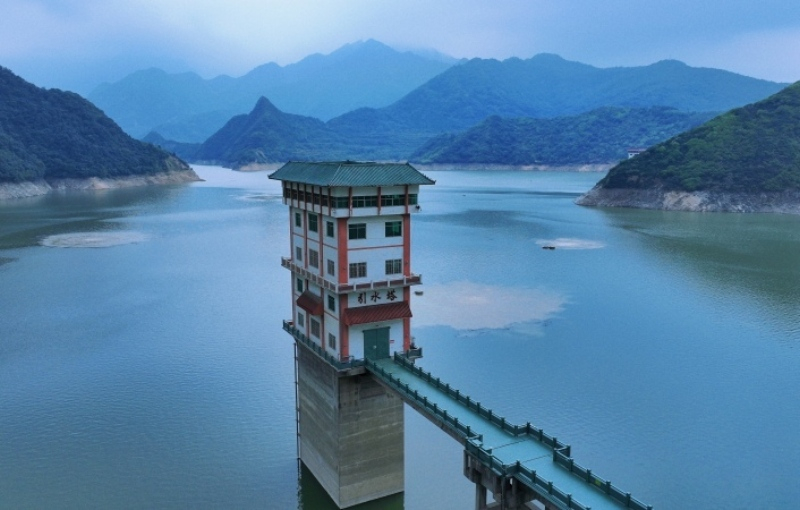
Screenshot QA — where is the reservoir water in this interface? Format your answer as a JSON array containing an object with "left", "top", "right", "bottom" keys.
[{"left": 2, "top": 165, "right": 800, "bottom": 509}]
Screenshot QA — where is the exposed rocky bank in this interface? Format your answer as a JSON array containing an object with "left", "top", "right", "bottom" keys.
[
  {"left": 0, "top": 169, "right": 202, "bottom": 200},
  {"left": 576, "top": 187, "right": 800, "bottom": 214}
]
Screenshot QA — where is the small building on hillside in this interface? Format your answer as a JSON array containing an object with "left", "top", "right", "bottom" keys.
[{"left": 626, "top": 147, "right": 647, "bottom": 158}]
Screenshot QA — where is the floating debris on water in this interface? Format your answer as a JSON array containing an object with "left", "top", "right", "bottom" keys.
[{"left": 41, "top": 231, "right": 149, "bottom": 248}]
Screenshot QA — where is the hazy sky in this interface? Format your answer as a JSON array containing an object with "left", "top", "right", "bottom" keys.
[{"left": 3, "top": 0, "right": 800, "bottom": 93}]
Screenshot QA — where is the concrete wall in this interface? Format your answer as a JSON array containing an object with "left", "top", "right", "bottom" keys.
[{"left": 296, "top": 344, "right": 404, "bottom": 508}]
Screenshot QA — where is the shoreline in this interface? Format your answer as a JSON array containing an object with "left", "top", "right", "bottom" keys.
[
  {"left": 577, "top": 187, "right": 800, "bottom": 214},
  {"left": 0, "top": 169, "right": 202, "bottom": 200}
]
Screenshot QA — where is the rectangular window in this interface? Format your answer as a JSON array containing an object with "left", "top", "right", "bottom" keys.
[
  {"left": 327, "top": 295, "right": 336, "bottom": 312},
  {"left": 308, "top": 213, "right": 318, "bottom": 233},
  {"left": 297, "top": 311, "right": 305, "bottom": 327},
  {"left": 309, "top": 249, "right": 319, "bottom": 268},
  {"left": 408, "top": 194, "right": 418, "bottom": 205},
  {"left": 381, "top": 194, "right": 404, "bottom": 207},
  {"left": 331, "top": 196, "right": 349, "bottom": 209},
  {"left": 385, "top": 259, "right": 402, "bottom": 275},
  {"left": 328, "top": 333, "right": 337, "bottom": 350},
  {"left": 352, "top": 195, "right": 377, "bottom": 208},
  {"left": 326, "top": 221, "right": 334, "bottom": 238},
  {"left": 348, "top": 223, "right": 366, "bottom": 240},
  {"left": 327, "top": 259, "right": 335, "bottom": 276},
  {"left": 294, "top": 211, "right": 302, "bottom": 227},
  {"left": 385, "top": 220, "right": 402, "bottom": 237},
  {"left": 296, "top": 277, "right": 304, "bottom": 293},
  {"left": 349, "top": 262, "right": 367, "bottom": 279},
  {"left": 310, "top": 318, "right": 320, "bottom": 338},
  {"left": 295, "top": 246, "right": 302, "bottom": 261}
]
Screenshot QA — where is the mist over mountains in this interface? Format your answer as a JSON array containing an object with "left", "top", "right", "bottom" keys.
[{"left": 88, "top": 40, "right": 457, "bottom": 141}]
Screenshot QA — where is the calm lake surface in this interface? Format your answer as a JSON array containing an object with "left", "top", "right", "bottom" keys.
[{"left": 2, "top": 165, "right": 800, "bottom": 509}]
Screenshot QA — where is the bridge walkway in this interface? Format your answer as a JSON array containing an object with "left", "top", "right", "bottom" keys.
[{"left": 366, "top": 354, "right": 652, "bottom": 510}]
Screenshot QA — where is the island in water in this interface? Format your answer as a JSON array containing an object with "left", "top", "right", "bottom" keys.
[
  {"left": 0, "top": 66, "right": 199, "bottom": 199},
  {"left": 577, "top": 81, "right": 800, "bottom": 213}
]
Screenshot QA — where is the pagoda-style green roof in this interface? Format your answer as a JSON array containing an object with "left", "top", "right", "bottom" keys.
[{"left": 268, "top": 161, "right": 435, "bottom": 187}]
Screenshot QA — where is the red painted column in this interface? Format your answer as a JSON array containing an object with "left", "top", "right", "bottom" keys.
[
  {"left": 402, "top": 213, "right": 411, "bottom": 276},
  {"left": 337, "top": 218, "right": 348, "bottom": 285},
  {"left": 339, "top": 297, "right": 349, "bottom": 359},
  {"left": 403, "top": 286, "right": 411, "bottom": 350}
]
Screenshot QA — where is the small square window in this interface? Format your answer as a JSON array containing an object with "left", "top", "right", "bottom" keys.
[
  {"left": 295, "top": 246, "right": 302, "bottom": 261},
  {"left": 328, "top": 333, "right": 337, "bottom": 350},
  {"left": 326, "top": 221, "right": 334, "bottom": 238},
  {"left": 309, "top": 249, "right": 319, "bottom": 268},
  {"left": 327, "top": 295, "right": 336, "bottom": 312},
  {"left": 385, "top": 259, "right": 402, "bottom": 275},
  {"left": 327, "top": 259, "right": 335, "bottom": 276},
  {"left": 308, "top": 214, "right": 318, "bottom": 233},
  {"left": 385, "top": 220, "right": 402, "bottom": 237},
  {"left": 295, "top": 212, "right": 302, "bottom": 227},
  {"left": 310, "top": 318, "right": 320, "bottom": 338},
  {"left": 349, "top": 262, "right": 367, "bottom": 279},
  {"left": 296, "top": 278, "right": 304, "bottom": 293},
  {"left": 297, "top": 311, "right": 304, "bottom": 326},
  {"left": 348, "top": 223, "right": 366, "bottom": 240}
]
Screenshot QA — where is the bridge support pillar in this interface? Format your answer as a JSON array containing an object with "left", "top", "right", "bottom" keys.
[
  {"left": 295, "top": 343, "right": 404, "bottom": 508},
  {"left": 464, "top": 450, "right": 552, "bottom": 510}
]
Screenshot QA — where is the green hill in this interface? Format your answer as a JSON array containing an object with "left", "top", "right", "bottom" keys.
[
  {"left": 577, "top": 82, "right": 800, "bottom": 212},
  {"left": 592, "top": 82, "right": 800, "bottom": 193},
  {"left": 410, "top": 107, "right": 716, "bottom": 165},
  {"left": 0, "top": 66, "right": 192, "bottom": 184}
]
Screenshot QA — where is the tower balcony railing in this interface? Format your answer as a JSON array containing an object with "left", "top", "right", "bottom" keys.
[
  {"left": 283, "top": 319, "right": 364, "bottom": 372},
  {"left": 281, "top": 257, "right": 422, "bottom": 293}
]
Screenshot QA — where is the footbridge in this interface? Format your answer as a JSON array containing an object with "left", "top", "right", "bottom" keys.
[
  {"left": 365, "top": 352, "right": 652, "bottom": 510},
  {"left": 287, "top": 321, "right": 652, "bottom": 510}
]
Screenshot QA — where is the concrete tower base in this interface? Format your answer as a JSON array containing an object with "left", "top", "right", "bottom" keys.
[{"left": 295, "top": 343, "right": 404, "bottom": 508}]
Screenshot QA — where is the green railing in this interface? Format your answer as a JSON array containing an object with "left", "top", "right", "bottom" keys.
[
  {"left": 366, "top": 353, "right": 653, "bottom": 510},
  {"left": 282, "top": 320, "right": 364, "bottom": 371}
]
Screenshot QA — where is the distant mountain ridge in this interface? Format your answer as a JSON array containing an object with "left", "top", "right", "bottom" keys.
[
  {"left": 410, "top": 107, "right": 717, "bottom": 165},
  {"left": 329, "top": 54, "right": 786, "bottom": 138},
  {"left": 88, "top": 40, "right": 457, "bottom": 141},
  {"left": 179, "top": 54, "right": 787, "bottom": 166},
  {"left": 578, "top": 81, "right": 800, "bottom": 212},
  {"left": 0, "top": 66, "right": 195, "bottom": 195}
]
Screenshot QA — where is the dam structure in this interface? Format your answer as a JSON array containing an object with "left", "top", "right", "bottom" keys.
[{"left": 270, "top": 161, "right": 652, "bottom": 510}]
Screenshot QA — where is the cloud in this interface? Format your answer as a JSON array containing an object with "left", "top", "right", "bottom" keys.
[
  {"left": 411, "top": 280, "right": 566, "bottom": 331},
  {"left": 1, "top": 0, "right": 799, "bottom": 90}
]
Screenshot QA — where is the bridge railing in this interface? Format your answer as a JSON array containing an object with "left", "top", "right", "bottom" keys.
[
  {"left": 366, "top": 355, "right": 484, "bottom": 443},
  {"left": 389, "top": 353, "right": 570, "bottom": 453},
  {"left": 551, "top": 449, "right": 652, "bottom": 510},
  {"left": 371, "top": 353, "right": 653, "bottom": 510}
]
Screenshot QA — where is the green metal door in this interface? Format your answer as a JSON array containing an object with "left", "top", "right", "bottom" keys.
[{"left": 363, "top": 327, "right": 390, "bottom": 360}]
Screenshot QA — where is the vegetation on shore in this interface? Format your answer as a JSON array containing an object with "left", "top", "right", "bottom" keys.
[
  {"left": 0, "top": 66, "right": 192, "bottom": 184},
  {"left": 594, "top": 81, "right": 800, "bottom": 193}
]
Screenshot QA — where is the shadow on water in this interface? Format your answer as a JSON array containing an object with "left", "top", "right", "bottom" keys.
[
  {"left": 596, "top": 206, "right": 800, "bottom": 330},
  {"left": 297, "top": 462, "right": 404, "bottom": 510},
  {"left": 0, "top": 185, "right": 186, "bottom": 249}
]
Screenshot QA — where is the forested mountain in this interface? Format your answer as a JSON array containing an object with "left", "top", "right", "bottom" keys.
[
  {"left": 410, "top": 107, "right": 717, "bottom": 165},
  {"left": 584, "top": 81, "right": 800, "bottom": 194},
  {"left": 156, "top": 54, "right": 788, "bottom": 168},
  {"left": 327, "top": 55, "right": 785, "bottom": 140},
  {"left": 0, "top": 66, "right": 191, "bottom": 184},
  {"left": 88, "top": 40, "right": 456, "bottom": 141},
  {"left": 192, "top": 98, "right": 342, "bottom": 165},
  {"left": 178, "top": 99, "right": 717, "bottom": 168}
]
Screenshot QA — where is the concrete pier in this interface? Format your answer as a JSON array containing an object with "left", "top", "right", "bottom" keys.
[{"left": 296, "top": 343, "right": 404, "bottom": 508}]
